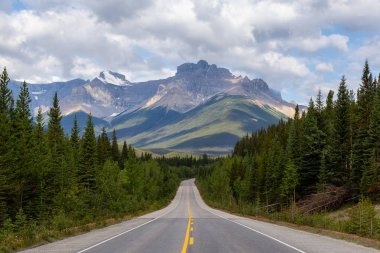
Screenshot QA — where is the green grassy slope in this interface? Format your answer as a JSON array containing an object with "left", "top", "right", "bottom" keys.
[{"left": 111, "top": 94, "right": 288, "bottom": 155}]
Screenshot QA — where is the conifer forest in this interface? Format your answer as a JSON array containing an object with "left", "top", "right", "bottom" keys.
[
  {"left": 197, "top": 61, "right": 380, "bottom": 238},
  {"left": 0, "top": 67, "right": 183, "bottom": 250}
]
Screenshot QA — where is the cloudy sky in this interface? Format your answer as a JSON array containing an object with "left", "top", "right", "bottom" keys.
[{"left": 1, "top": 0, "right": 380, "bottom": 103}]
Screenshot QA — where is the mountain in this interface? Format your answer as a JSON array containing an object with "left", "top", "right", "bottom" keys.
[
  {"left": 112, "top": 94, "right": 288, "bottom": 155},
  {"left": 10, "top": 60, "right": 297, "bottom": 155}
]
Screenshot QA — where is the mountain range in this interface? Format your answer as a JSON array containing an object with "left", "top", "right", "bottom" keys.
[{"left": 9, "top": 60, "right": 296, "bottom": 155}]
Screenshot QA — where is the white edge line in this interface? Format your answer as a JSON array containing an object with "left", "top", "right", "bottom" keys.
[
  {"left": 192, "top": 186, "right": 307, "bottom": 253},
  {"left": 77, "top": 185, "right": 184, "bottom": 253}
]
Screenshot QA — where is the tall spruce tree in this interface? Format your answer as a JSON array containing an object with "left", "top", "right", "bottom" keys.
[
  {"left": 291, "top": 105, "right": 302, "bottom": 167},
  {"left": 70, "top": 114, "right": 80, "bottom": 152},
  {"left": 300, "top": 98, "right": 324, "bottom": 193},
  {"left": 361, "top": 83, "right": 380, "bottom": 194},
  {"left": 0, "top": 67, "right": 13, "bottom": 114},
  {"left": 324, "top": 90, "right": 336, "bottom": 183},
  {"left": 334, "top": 76, "right": 351, "bottom": 185},
  {"left": 14, "top": 81, "right": 33, "bottom": 211},
  {"left": 47, "top": 93, "right": 66, "bottom": 193},
  {"left": 78, "top": 115, "right": 97, "bottom": 191},
  {"left": 352, "top": 61, "right": 376, "bottom": 190},
  {"left": 119, "top": 140, "right": 129, "bottom": 169},
  {"left": 97, "top": 127, "right": 111, "bottom": 165},
  {"left": 111, "top": 129, "right": 120, "bottom": 162},
  {"left": 0, "top": 67, "right": 13, "bottom": 220},
  {"left": 31, "top": 108, "right": 50, "bottom": 218}
]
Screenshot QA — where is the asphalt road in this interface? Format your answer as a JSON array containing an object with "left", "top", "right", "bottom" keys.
[{"left": 21, "top": 179, "right": 379, "bottom": 253}]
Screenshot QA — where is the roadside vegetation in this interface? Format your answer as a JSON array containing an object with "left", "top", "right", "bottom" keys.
[
  {"left": 197, "top": 60, "right": 380, "bottom": 241},
  {"left": 0, "top": 68, "right": 200, "bottom": 252}
]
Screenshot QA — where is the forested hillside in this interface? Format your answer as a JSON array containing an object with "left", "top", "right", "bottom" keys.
[
  {"left": 198, "top": 61, "right": 380, "bottom": 238},
  {"left": 0, "top": 68, "right": 182, "bottom": 251}
]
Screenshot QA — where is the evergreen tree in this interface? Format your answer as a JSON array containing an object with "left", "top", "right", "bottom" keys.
[
  {"left": 291, "top": 105, "right": 302, "bottom": 167},
  {"left": 0, "top": 67, "right": 14, "bottom": 219},
  {"left": 14, "top": 81, "right": 33, "bottom": 211},
  {"left": 111, "top": 129, "right": 120, "bottom": 162},
  {"left": 352, "top": 61, "right": 376, "bottom": 190},
  {"left": 69, "top": 114, "right": 80, "bottom": 193},
  {"left": 70, "top": 114, "right": 80, "bottom": 153},
  {"left": 315, "top": 89, "right": 326, "bottom": 131},
  {"left": 0, "top": 67, "right": 13, "bottom": 113},
  {"left": 47, "top": 93, "right": 66, "bottom": 192},
  {"left": 78, "top": 115, "right": 98, "bottom": 191},
  {"left": 119, "top": 140, "right": 129, "bottom": 169},
  {"left": 281, "top": 159, "right": 298, "bottom": 221},
  {"left": 31, "top": 108, "right": 50, "bottom": 218},
  {"left": 324, "top": 90, "right": 336, "bottom": 183},
  {"left": 362, "top": 84, "right": 380, "bottom": 195},
  {"left": 97, "top": 127, "right": 111, "bottom": 165},
  {"left": 282, "top": 119, "right": 299, "bottom": 216},
  {"left": 300, "top": 98, "right": 325, "bottom": 193},
  {"left": 368, "top": 84, "right": 380, "bottom": 166},
  {"left": 334, "top": 76, "right": 351, "bottom": 185}
]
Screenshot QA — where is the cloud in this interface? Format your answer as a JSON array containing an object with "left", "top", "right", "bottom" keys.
[
  {"left": 0, "top": 0, "right": 379, "bottom": 103},
  {"left": 316, "top": 63, "right": 334, "bottom": 73}
]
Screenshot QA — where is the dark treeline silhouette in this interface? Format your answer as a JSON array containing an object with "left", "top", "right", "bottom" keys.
[{"left": 0, "top": 68, "right": 182, "bottom": 249}]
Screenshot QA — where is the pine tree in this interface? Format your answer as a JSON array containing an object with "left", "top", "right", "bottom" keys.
[
  {"left": 368, "top": 84, "right": 380, "bottom": 166},
  {"left": 300, "top": 98, "right": 325, "bottom": 193},
  {"left": 324, "top": 90, "right": 336, "bottom": 184},
  {"left": 315, "top": 89, "right": 326, "bottom": 131},
  {"left": 281, "top": 159, "right": 298, "bottom": 222},
  {"left": 47, "top": 93, "right": 64, "bottom": 153},
  {"left": 352, "top": 61, "right": 376, "bottom": 190},
  {"left": 47, "top": 93, "right": 66, "bottom": 192},
  {"left": 78, "top": 114, "right": 97, "bottom": 191},
  {"left": 119, "top": 140, "right": 128, "bottom": 169},
  {"left": 362, "top": 84, "right": 380, "bottom": 195},
  {"left": 31, "top": 108, "right": 50, "bottom": 218},
  {"left": 334, "top": 76, "right": 351, "bottom": 185},
  {"left": 318, "top": 151, "right": 330, "bottom": 192},
  {"left": 111, "top": 129, "right": 120, "bottom": 162},
  {"left": 97, "top": 127, "right": 111, "bottom": 165},
  {"left": 14, "top": 81, "right": 33, "bottom": 211},
  {"left": 290, "top": 105, "right": 302, "bottom": 167},
  {"left": 0, "top": 67, "right": 13, "bottom": 114},
  {"left": 0, "top": 67, "right": 13, "bottom": 220},
  {"left": 70, "top": 114, "right": 80, "bottom": 152}
]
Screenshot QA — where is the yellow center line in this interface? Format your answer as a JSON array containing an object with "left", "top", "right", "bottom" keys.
[{"left": 181, "top": 188, "right": 193, "bottom": 253}]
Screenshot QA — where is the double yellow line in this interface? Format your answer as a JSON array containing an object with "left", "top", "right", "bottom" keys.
[{"left": 181, "top": 188, "right": 194, "bottom": 253}]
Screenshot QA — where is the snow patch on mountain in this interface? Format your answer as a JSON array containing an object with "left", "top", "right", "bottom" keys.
[{"left": 98, "top": 70, "right": 131, "bottom": 86}]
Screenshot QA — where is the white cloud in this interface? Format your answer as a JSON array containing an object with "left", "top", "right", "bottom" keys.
[
  {"left": 0, "top": 0, "right": 379, "bottom": 103},
  {"left": 316, "top": 63, "right": 334, "bottom": 73}
]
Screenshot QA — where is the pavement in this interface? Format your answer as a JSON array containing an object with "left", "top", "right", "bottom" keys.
[{"left": 20, "top": 179, "right": 380, "bottom": 253}]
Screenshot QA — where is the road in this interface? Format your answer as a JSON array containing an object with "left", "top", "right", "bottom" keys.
[{"left": 21, "top": 179, "right": 379, "bottom": 253}]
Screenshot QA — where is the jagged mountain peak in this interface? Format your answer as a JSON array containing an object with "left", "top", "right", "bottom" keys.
[
  {"left": 96, "top": 70, "right": 130, "bottom": 86},
  {"left": 176, "top": 60, "right": 233, "bottom": 79}
]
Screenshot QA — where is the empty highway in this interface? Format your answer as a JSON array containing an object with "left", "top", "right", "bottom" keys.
[{"left": 20, "top": 179, "right": 379, "bottom": 253}]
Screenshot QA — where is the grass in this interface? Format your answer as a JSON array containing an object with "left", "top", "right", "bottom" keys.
[{"left": 0, "top": 200, "right": 172, "bottom": 253}]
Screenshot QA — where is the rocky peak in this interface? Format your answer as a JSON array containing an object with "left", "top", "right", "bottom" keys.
[{"left": 176, "top": 60, "right": 232, "bottom": 79}]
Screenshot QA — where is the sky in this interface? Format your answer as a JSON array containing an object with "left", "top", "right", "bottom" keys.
[{"left": 1, "top": 0, "right": 380, "bottom": 103}]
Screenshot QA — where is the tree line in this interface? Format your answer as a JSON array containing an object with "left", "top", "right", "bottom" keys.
[
  {"left": 0, "top": 67, "right": 181, "bottom": 246},
  {"left": 198, "top": 60, "right": 380, "bottom": 212}
]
